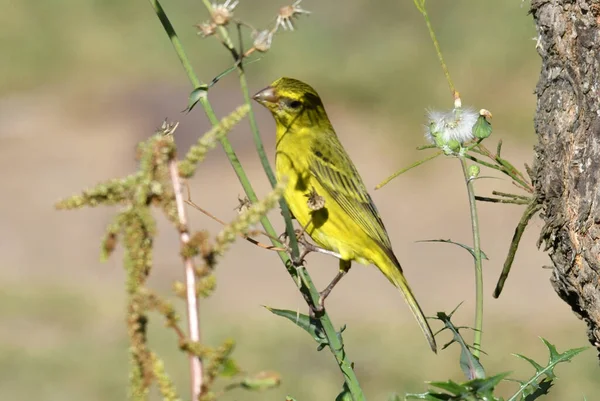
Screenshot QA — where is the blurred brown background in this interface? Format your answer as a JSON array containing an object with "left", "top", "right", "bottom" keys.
[{"left": 1, "top": 0, "right": 597, "bottom": 400}]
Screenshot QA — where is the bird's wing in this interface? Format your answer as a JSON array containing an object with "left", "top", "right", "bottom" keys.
[{"left": 308, "top": 134, "right": 395, "bottom": 258}]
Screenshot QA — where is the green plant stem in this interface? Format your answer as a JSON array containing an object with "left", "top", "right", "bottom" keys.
[
  {"left": 203, "top": 12, "right": 301, "bottom": 258},
  {"left": 459, "top": 156, "right": 483, "bottom": 359},
  {"left": 149, "top": 2, "right": 364, "bottom": 399},
  {"left": 375, "top": 151, "right": 442, "bottom": 190},
  {"left": 413, "top": 0, "right": 455, "bottom": 95},
  {"left": 468, "top": 146, "right": 533, "bottom": 193}
]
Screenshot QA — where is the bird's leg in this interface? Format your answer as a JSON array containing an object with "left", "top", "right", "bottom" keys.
[
  {"left": 279, "top": 215, "right": 342, "bottom": 264},
  {"left": 296, "top": 234, "right": 342, "bottom": 259},
  {"left": 310, "top": 260, "right": 352, "bottom": 315}
]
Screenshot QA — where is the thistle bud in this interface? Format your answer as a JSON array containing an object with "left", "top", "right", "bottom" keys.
[
  {"left": 472, "top": 109, "right": 493, "bottom": 140},
  {"left": 468, "top": 164, "right": 480, "bottom": 179}
]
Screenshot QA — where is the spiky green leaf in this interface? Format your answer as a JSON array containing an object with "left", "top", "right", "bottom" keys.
[
  {"left": 436, "top": 311, "right": 486, "bottom": 380},
  {"left": 512, "top": 354, "right": 545, "bottom": 377},
  {"left": 405, "top": 391, "right": 453, "bottom": 400},
  {"left": 507, "top": 338, "right": 587, "bottom": 401},
  {"left": 407, "top": 375, "right": 507, "bottom": 401},
  {"left": 264, "top": 306, "right": 326, "bottom": 345},
  {"left": 428, "top": 380, "right": 467, "bottom": 395}
]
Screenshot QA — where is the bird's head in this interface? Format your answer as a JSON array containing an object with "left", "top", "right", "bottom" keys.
[{"left": 253, "top": 77, "right": 329, "bottom": 130}]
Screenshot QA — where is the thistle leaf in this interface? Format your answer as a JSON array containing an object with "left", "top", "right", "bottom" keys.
[
  {"left": 506, "top": 338, "right": 587, "bottom": 401},
  {"left": 407, "top": 374, "right": 508, "bottom": 401},
  {"left": 436, "top": 311, "right": 486, "bottom": 380},
  {"left": 264, "top": 306, "right": 326, "bottom": 346}
]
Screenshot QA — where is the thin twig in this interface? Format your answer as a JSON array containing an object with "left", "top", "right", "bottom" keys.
[
  {"left": 493, "top": 201, "right": 542, "bottom": 298},
  {"left": 464, "top": 153, "right": 531, "bottom": 193},
  {"left": 376, "top": 151, "right": 442, "bottom": 190},
  {"left": 473, "top": 144, "right": 533, "bottom": 193},
  {"left": 492, "top": 191, "right": 531, "bottom": 201},
  {"left": 184, "top": 185, "right": 286, "bottom": 252},
  {"left": 478, "top": 144, "right": 530, "bottom": 185},
  {"left": 475, "top": 196, "right": 530, "bottom": 205},
  {"left": 413, "top": 0, "right": 455, "bottom": 95},
  {"left": 168, "top": 159, "right": 203, "bottom": 400}
]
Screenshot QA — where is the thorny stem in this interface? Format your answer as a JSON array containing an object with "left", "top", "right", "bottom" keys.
[
  {"left": 168, "top": 158, "right": 203, "bottom": 399},
  {"left": 460, "top": 156, "right": 484, "bottom": 359},
  {"left": 150, "top": 2, "right": 364, "bottom": 400}
]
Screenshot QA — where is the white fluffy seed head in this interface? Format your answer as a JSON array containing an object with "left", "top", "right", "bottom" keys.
[{"left": 424, "top": 107, "right": 479, "bottom": 146}]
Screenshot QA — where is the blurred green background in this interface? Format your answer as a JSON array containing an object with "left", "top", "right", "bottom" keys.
[{"left": 2, "top": 0, "right": 598, "bottom": 400}]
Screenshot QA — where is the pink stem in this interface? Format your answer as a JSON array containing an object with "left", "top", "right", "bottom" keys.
[{"left": 169, "top": 159, "right": 202, "bottom": 400}]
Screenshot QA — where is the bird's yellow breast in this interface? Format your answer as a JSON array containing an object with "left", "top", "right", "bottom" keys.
[{"left": 275, "top": 132, "right": 377, "bottom": 266}]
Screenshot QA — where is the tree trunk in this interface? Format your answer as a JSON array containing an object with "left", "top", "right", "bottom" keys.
[{"left": 531, "top": 0, "right": 600, "bottom": 356}]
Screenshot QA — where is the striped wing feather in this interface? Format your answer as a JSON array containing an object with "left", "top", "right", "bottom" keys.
[{"left": 308, "top": 135, "right": 395, "bottom": 259}]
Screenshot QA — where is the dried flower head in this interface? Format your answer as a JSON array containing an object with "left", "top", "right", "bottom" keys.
[
  {"left": 305, "top": 187, "right": 325, "bottom": 211},
  {"left": 211, "top": 0, "right": 238, "bottom": 26},
  {"left": 276, "top": 0, "right": 310, "bottom": 31},
  {"left": 157, "top": 119, "right": 179, "bottom": 137},
  {"left": 425, "top": 107, "right": 479, "bottom": 149},
  {"left": 196, "top": 21, "right": 217, "bottom": 38},
  {"left": 214, "top": 182, "right": 285, "bottom": 256},
  {"left": 252, "top": 29, "right": 274, "bottom": 52},
  {"left": 234, "top": 196, "right": 252, "bottom": 214}
]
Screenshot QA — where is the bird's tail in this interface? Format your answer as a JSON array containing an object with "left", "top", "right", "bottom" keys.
[{"left": 381, "top": 256, "right": 437, "bottom": 353}]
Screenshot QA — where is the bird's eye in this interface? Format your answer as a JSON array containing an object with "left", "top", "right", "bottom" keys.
[{"left": 287, "top": 99, "right": 302, "bottom": 109}]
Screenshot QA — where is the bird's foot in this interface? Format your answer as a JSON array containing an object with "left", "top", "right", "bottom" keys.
[
  {"left": 307, "top": 283, "right": 335, "bottom": 317},
  {"left": 309, "top": 297, "right": 325, "bottom": 317}
]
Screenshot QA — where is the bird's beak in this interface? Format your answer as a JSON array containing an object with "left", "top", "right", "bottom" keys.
[{"left": 252, "top": 86, "right": 279, "bottom": 105}]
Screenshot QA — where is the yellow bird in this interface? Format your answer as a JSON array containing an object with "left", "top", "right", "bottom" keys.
[{"left": 253, "top": 77, "right": 437, "bottom": 352}]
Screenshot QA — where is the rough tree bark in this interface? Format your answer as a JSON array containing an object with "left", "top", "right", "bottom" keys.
[{"left": 531, "top": 0, "right": 600, "bottom": 356}]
